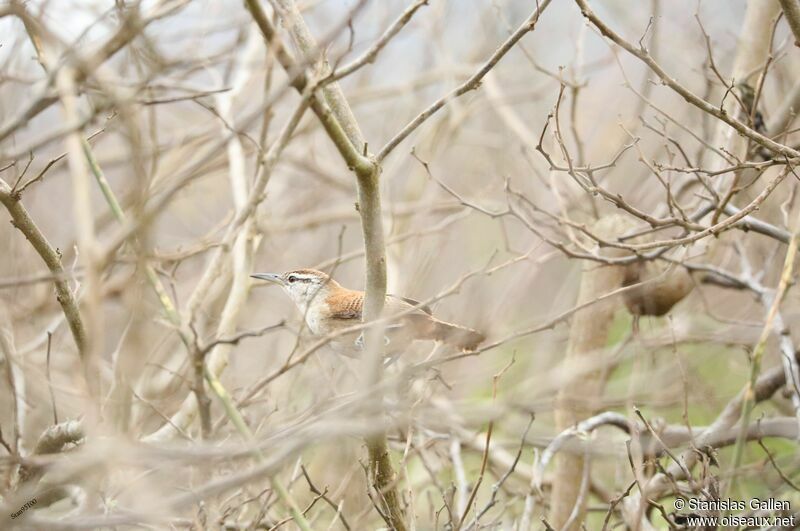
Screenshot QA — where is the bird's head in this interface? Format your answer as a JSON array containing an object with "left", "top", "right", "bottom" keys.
[{"left": 251, "top": 268, "right": 339, "bottom": 308}]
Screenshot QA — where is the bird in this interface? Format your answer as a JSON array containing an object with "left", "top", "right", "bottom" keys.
[
  {"left": 251, "top": 268, "right": 485, "bottom": 355},
  {"left": 621, "top": 260, "right": 693, "bottom": 317}
]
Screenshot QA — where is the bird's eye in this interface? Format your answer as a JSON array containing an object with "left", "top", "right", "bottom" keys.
[{"left": 287, "top": 275, "right": 297, "bottom": 283}]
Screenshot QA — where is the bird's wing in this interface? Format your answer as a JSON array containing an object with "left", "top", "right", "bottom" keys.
[
  {"left": 326, "top": 292, "right": 431, "bottom": 322},
  {"left": 327, "top": 291, "right": 363, "bottom": 321}
]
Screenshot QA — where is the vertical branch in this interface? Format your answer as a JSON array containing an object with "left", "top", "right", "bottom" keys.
[
  {"left": 272, "top": 0, "right": 367, "bottom": 151},
  {"left": 83, "top": 136, "right": 182, "bottom": 431},
  {"left": 0, "top": 184, "right": 88, "bottom": 363},
  {"left": 52, "top": 40, "right": 104, "bottom": 408},
  {"left": 450, "top": 439, "right": 468, "bottom": 517},
  {"left": 707, "top": 0, "right": 781, "bottom": 196},
  {"left": 357, "top": 159, "right": 400, "bottom": 529},
  {"left": 243, "top": 2, "right": 404, "bottom": 527},
  {"left": 551, "top": 216, "right": 629, "bottom": 530},
  {"left": 199, "top": 27, "right": 264, "bottom": 410},
  {"left": 729, "top": 219, "right": 799, "bottom": 496},
  {"left": 0, "top": 305, "right": 23, "bottom": 456}
]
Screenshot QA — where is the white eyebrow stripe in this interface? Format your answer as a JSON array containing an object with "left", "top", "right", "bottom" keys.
[{"left": 288, "top": 274, "right": 317, "bottom": 281}]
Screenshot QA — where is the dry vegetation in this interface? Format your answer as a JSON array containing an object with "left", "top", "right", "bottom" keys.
[{"left": 1, "top": 0, "right": 800, "bottom": 529}]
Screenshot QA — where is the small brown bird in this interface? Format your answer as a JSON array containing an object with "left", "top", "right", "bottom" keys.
[
  {"left": 251, "top": 268, "right": 485, "bottom": 354},
  {"left": 621, "top": 261, "right": 693, "bottom": 317}
]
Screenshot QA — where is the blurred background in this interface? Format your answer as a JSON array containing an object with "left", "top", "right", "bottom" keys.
[{"left": 1, "top": 0, "right": 799, "bottom": 529}]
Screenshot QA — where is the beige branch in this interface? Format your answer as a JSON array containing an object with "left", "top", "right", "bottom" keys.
[
  {"left": 575, "top": 0, "right": 799, "bottom": 160},
  {"left": 0, "top": 182, "right": 88, "bottom": 368},
  {"left": 376, "top": 0, "right": 554, "bottom": 162},
  {"left": 55, "top": 66, "right": 103, "bottom": 407},
  {"left": 0, "top": 305, "right": 23, "bottom": 456},
  {"left": 0, "top": 2, "right": 186, "bottom": 144}
]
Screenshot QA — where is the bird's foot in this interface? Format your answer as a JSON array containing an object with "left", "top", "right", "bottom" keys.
[{"left": 354, "top": 333, "right": 391, "bottom": 349}]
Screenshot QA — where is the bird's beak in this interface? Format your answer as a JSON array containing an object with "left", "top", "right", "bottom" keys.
[{"left": 250, "top": 273, "right": 283, "bottom": 285}]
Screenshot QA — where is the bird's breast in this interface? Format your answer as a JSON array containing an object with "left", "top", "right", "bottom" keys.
[{"left": 303, "top": 304, "right": 325, "bottom": 335}]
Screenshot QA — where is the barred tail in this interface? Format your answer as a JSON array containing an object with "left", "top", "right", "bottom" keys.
[{"left": 430, "top": 320, "right": 485, "bottom": 351}]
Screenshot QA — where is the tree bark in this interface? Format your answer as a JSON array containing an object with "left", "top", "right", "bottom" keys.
[{"left": 550, "top": 216, "right": 628, "bottom": 530}]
